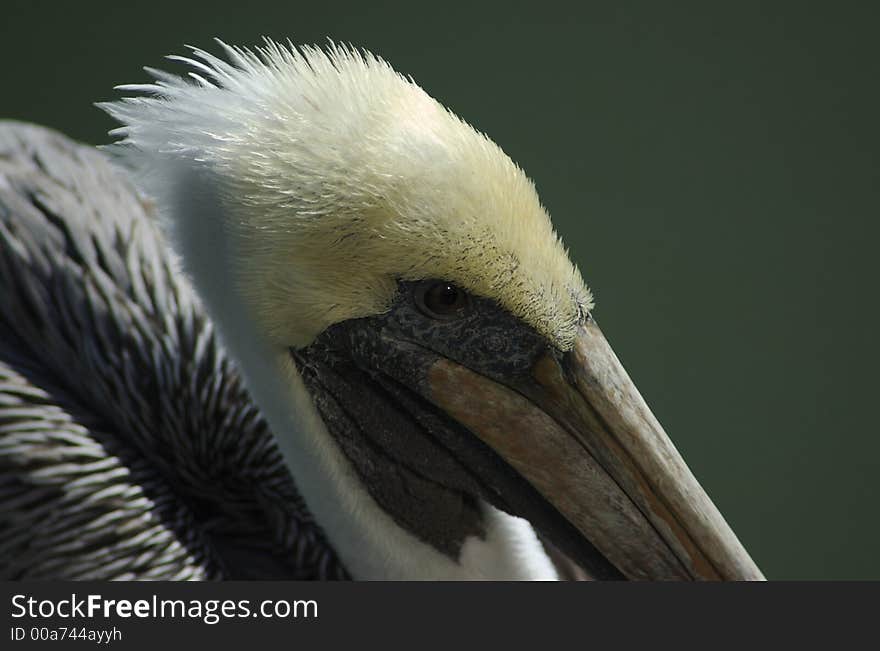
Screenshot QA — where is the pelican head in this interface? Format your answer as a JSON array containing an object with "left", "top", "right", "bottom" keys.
[{"left": 101, "top": 40, "right": 763, "bottom": 580}]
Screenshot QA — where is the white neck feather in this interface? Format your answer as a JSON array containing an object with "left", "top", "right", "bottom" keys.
[{"left": 166, "top": 166, "right": 558, "bottom": 580}]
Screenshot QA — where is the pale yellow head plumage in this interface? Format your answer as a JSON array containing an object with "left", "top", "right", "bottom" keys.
[{"left": 103, "top": 40, "right": 592, "bottom": 350}]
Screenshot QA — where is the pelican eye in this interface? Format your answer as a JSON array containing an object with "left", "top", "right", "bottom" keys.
[{"left": 415, "top": 281, "right": 471, "bottom": 319}]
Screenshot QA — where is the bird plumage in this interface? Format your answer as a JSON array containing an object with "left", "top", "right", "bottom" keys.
[
  {"left": 0, "top": 121, "right": 344, "bottom": 579},
  {"left": 99, "top": 40, "right": 592, "bottom": 351}
]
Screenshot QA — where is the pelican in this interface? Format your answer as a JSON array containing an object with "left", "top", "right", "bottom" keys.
[{"left": 0, "top": 40, "right": 763, "bottom": 580}]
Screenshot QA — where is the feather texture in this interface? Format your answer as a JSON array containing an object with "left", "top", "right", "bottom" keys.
[
  {"left": 100, "top": 40, "right": 592, "bottom": 350},
  {"left": 0, "top": 121, "right": 345, "bottom": 580}
]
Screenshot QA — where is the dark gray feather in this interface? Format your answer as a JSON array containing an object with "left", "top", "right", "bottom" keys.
[{"left": 0, "top": 121, "right": 346, "bottom": 580}]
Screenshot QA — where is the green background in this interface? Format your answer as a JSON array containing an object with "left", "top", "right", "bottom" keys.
[{"left": 3, "top": 1, "right": 878, "bottom": 579}]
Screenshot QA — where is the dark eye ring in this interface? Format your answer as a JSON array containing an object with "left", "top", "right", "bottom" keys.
[{"left": 415, "top": 281, "right": 471, "bottom": 319}]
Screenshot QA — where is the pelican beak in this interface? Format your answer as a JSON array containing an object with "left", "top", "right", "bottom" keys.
[{"left": 426, "top": 318, "right": 765, "bottom": 581}]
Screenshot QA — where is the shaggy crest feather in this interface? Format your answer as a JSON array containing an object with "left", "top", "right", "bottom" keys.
[{"left": 100, "top": 39, "right": 592, "bottom": 349}]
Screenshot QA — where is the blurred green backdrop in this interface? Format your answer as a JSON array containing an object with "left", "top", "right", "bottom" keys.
[{"left": 2, "top": 1, "right": 878, "bottom": 579}]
